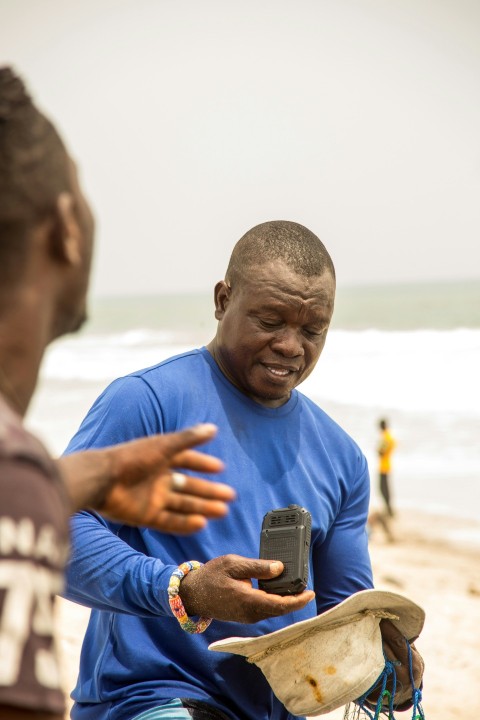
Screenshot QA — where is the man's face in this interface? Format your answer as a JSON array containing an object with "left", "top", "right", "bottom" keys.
[{"left": 211, "top": 260, "right": 336, "bottom": 408}]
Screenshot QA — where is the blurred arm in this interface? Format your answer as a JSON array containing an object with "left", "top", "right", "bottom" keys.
[{"left": 57, "top": 425, "right": 234, "bottom": 532}]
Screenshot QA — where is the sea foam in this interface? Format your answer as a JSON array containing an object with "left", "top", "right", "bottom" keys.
[{"left": 41, "top": 328, "right": 480, "bottom": 416}]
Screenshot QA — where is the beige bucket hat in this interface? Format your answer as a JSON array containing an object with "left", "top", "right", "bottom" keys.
[{"left": 209, "top": 589, "right": 425, "bottom": 717}]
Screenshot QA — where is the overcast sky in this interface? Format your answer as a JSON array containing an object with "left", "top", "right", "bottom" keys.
[{"left": 1, "top": 0, "right": 479, "bottom": 295}]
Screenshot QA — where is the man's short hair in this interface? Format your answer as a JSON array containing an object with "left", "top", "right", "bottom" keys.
[
  {"left": 0, "top": 66, "right": 70, "bottom": 285},
  {"left": 225, "top": 220, "right": 335, "bottom": 285}
]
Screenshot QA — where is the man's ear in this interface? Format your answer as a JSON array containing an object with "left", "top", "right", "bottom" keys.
[
  {"left": 213, "top": 281, "right": 231, "bottom": 320},
  {"left": 50, "top": 192, "right": 82, "bottom": 266}
]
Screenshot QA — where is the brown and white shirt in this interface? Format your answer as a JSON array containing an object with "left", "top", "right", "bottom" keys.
[{"left": 0, "top": 392, "right": 69, "bottom": 715}]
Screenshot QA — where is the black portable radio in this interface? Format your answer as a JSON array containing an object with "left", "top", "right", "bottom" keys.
[{"left": 258, "top": 504, "right": 311, "bottom": 595}]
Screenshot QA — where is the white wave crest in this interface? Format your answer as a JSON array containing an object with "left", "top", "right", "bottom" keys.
[{"left": 41, "top": 328, "right": 480, "bottom": 415}]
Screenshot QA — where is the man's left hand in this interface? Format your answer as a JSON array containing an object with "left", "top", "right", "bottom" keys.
[{"left": 366, "top": 619, "right": 425, "bottom": 709}]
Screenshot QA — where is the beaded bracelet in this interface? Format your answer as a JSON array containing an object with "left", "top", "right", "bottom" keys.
[{"left": 167, "top": 560, "right": 212, "bottom": 634}]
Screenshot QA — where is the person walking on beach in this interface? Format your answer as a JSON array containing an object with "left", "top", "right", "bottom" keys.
[
  {"left": 0, "top": 67, "right": 235, "bottom": 720},
  {"left": 63, "top": 221, "right": 424, "bottom": 720},
  {"left": 378, "top": 418, "right": 397, "bottom": 517}
]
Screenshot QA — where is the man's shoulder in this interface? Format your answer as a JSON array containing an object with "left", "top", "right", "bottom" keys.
[
  {"left": 127, "top": 347, "right": 206, "bottom": 382},
  {"left": 297, "top": 391, "right": 344, "bottom": 433},
  {"left": 297, "top": 391, "right": 364, "bottom": 456},
  {"left": 89, "top": 348, "right": 209, "bottom": 415},
  {"left": 0, "top": 394, "right": 69, "bottom": 563},
  {"left": 97, "top": 348, "right": 207, "bottom": 401}
]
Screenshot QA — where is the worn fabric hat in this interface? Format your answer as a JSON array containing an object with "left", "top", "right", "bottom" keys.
[{"left": 209, "top": 589, "right": 425, "bottom": 717}]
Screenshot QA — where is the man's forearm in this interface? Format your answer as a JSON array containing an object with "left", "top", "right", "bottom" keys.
[{"left": 65, "top": 511, "right": 174, "bottom": 616}]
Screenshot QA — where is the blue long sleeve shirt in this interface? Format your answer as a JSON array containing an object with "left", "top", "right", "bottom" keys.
[{"left": 64, "top": 347, "right": 373, "bottom": 720}]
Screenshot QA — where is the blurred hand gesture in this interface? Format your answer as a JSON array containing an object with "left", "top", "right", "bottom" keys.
[{"left": 57, "top": 423, "right": 235, "bottom": 533}]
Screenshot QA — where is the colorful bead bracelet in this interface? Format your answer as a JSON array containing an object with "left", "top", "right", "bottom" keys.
[{"left": 167, "top": 560, "right": 212, "bottom": 634}]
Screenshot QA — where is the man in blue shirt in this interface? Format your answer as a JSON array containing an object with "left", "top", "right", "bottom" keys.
[{"left": 65, "top": 221, "right": 423, "bottom": 720}]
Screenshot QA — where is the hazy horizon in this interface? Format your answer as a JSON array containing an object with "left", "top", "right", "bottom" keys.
[
  {"left": 89, "top": 275, "right": 479, "bottom": 298},
  {"left": 1, "top": 0, "right": 479, "bottom": 295}
]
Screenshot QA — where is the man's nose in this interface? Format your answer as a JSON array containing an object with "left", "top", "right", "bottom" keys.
[{"left": 270, "top": 328, "right": 304, "bottom": 356}]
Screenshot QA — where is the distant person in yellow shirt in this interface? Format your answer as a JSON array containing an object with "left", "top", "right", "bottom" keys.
[{"left": 378, "top": 418, "right": 396, "bottom": 517}]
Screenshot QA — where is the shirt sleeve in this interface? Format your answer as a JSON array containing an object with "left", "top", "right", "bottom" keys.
[
  {"left": 65, "top": 511, "right": 176, "bottom": 617},
  {"left": 65, "top": 375, "right": 165, "bottom": 452},
  {"left": 0, "top": 460, "right": 66, "bottom": 716},
  {"left": 312, "top": 454, "right": 374, "bottom": 613},
  {"left": 63, "top": 375, "right": 176, "bottom": 617}
]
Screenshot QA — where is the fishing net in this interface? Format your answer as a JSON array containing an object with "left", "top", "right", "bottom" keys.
[{"left": 342, "top": 641, "right": 425, "bottom": 720}]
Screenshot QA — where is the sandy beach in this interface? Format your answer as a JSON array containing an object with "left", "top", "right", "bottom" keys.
[{"left": 57, "top": 509, "right": 480, "bottom": 720}]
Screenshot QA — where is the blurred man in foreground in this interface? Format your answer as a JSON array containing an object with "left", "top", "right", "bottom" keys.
[{"left": 0, "top": 67, "right": 235, "bottom": 719}]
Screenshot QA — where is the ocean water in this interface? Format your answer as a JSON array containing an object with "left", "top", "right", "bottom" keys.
[{"left": 26, "top": 281, "right": 480, "bottom": 533}]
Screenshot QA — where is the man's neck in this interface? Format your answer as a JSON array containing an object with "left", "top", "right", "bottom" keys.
[{"left": 0, "top": 293, "right": 52, "bottom": 417}]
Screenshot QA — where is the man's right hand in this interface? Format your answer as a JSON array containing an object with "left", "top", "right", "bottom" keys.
[{"left": 179, "top": 554, "right": 315, "bottom": 623}]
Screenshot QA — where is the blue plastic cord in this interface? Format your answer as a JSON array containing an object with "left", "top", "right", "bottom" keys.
[{"left": 354, "top": 638, "right": 425, "bottom": 719}]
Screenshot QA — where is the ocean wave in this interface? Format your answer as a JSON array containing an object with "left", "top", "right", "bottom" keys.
[
  {"left": 40, "top": 328, "right": 480, "bottom": 415},
  {"left": 302, "top": 328, "right": 480, "bottom": 415},
  {"left": 41, "top": 329, "right": 190, "bottom": 382}
]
